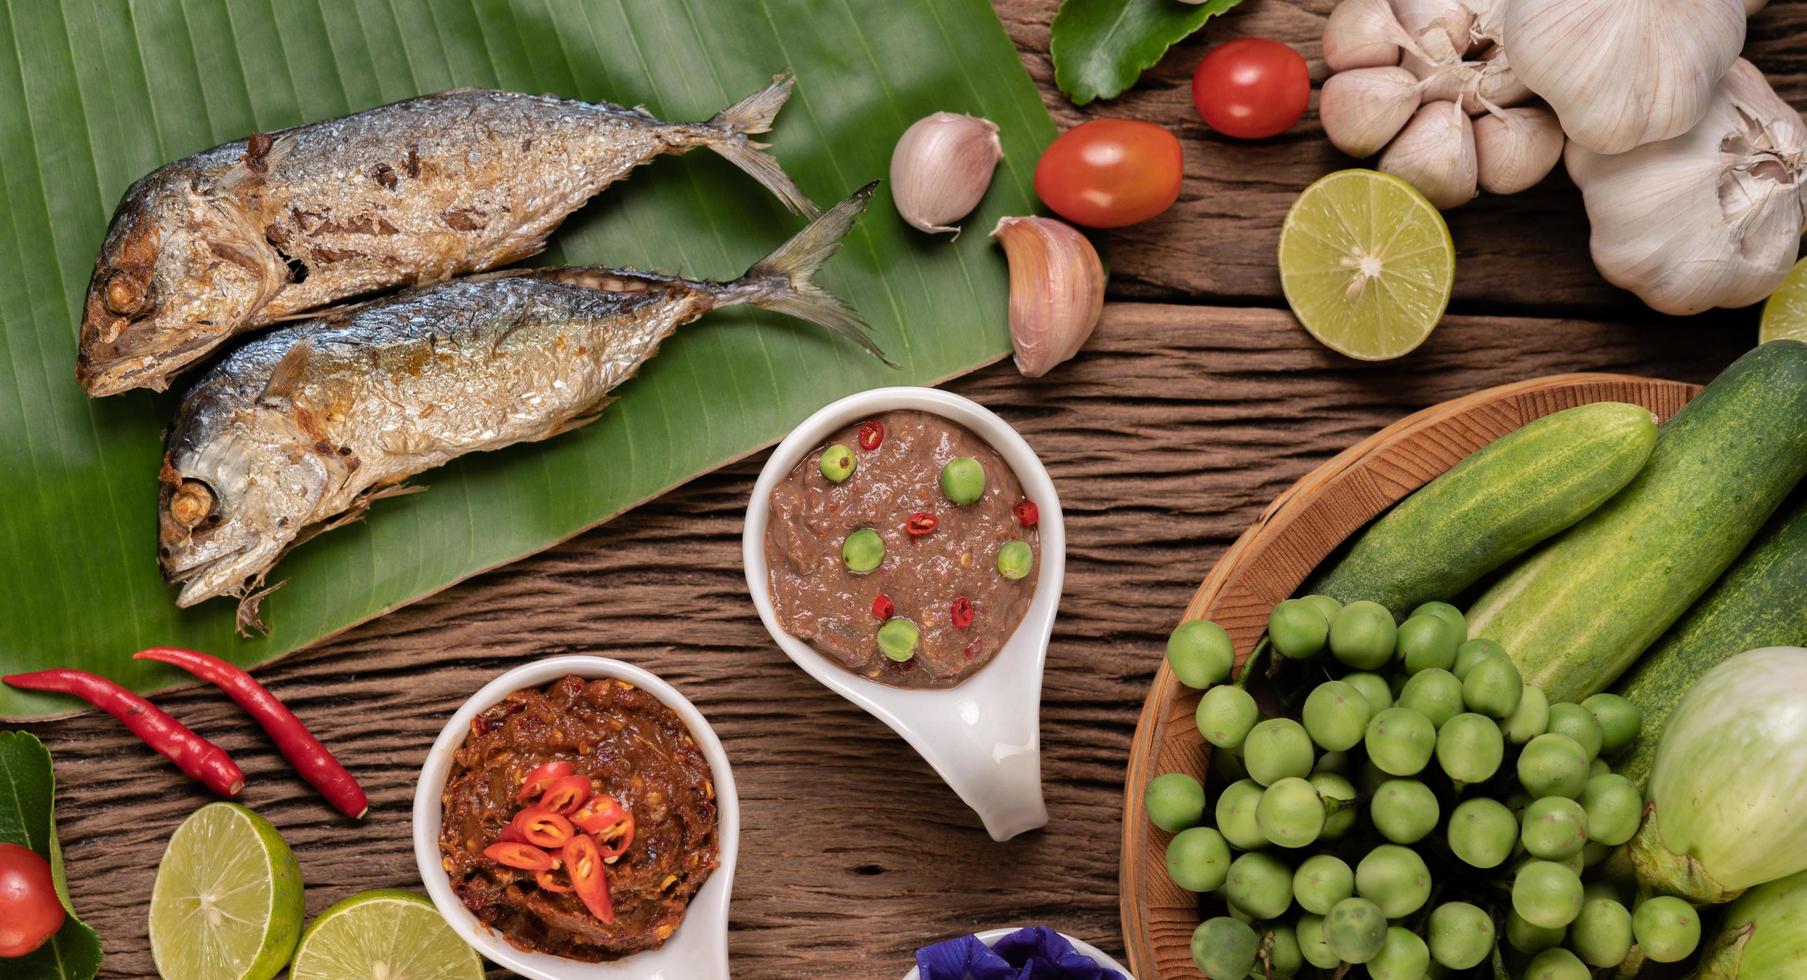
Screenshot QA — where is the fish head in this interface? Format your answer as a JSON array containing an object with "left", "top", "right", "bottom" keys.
[
  {"left": 79, "top": 169, "right": 286, "bottom": 395},
  {"left": 158, "top": 408, "right": 329, "bottom": 607}
]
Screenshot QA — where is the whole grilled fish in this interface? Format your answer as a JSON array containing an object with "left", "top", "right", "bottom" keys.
[
  {"left": 82, "top": 74, "right": 816, "bottom": 396},
  {"left": 159, "top": 185, "right": 885, "bottom": 628}
]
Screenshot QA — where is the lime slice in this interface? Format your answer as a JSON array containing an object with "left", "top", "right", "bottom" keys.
[
  {"left": 1759, "top": 256, "right": 1807, "bottom": 345},
  {"left": 1278, "top": 169, "right": 1456, "bottom": 360},
  {"left": 150, "top": 802, "right": 304, "bottom": 980},
  {"left": 290, "top": 889, "right": 484, "bottom": 980}
]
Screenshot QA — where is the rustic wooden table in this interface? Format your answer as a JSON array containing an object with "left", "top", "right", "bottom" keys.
[{"left": 19, "top": 2, "right": 1804, "bottom": 977}]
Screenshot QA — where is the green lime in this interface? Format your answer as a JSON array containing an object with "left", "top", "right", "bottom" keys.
[
  {"left": 1278, "top": 169, "right": 1455, "bottom": 361},
  {"left": 290, "top": 889, "right": 483, "bottom": 980},
  {"left": 1759, "top": 256, "right": 1807, "bottom": 345},
  {"left": 150, "top": 802, "right": 304, "bottom": 980}
]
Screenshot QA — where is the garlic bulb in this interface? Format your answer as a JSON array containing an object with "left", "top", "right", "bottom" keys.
[
  {"left": 1321, "top": 67, "right": 1424, "bottom": 158},
  {"left": 1381, "top": 101, "right": 1478, "bottom": 209},
  {"left": 1566, "top": 60, "right": 1807, "bottom": 315},
  {"left": 1504, "top": 0, "right": 1746, "bottom": 154},
  {"left": 1474, "top": 107, "right": 1563, "bottom": 194},
  {"left": 1392, "top": 0, "right": 1475, "bottom": 54},
  {"left": 1459, "top": 46, "right": 1531, "bottom": 114},
  {"left": 889, "top": 112, "right": 1002, "bottom": 235},
  {"left": 990, "top": 216, "right": 1104, "bottom": 378},
  {"left": 1324, "top": 0, "right": 1418, "bottom": 71}
]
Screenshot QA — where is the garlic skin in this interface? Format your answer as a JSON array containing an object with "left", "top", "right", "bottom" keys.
[
  {"left": 1460, "top": 47, "right": 1532, "bottom": 114},
  {"left": 1566, "top": 60, "right": 1807, "bottom": 315},
  {"left": 1321, "top": 67, "right": 1424, "bottom": 158},
  {"left": 1504, "top": 0, "right": 1746, "bottom": 155},
  {"left": 1380, "top": 101, "right": 1478, "bottom": 209},
  {"left": 890, "top": 112, "right": 1002, "bottom": 235},
  {"left": 990, "top": 216, "right": 1104, "bottom": 378},
  {"left": 1324, "top": 0, "right": 1414, "bottom": 71},
  {"left": 1474, "top": 107, "right": 1563, "bottom": 194},
  {"left": 1392, "top": 0, "right": 1476, "bottom": 54}
]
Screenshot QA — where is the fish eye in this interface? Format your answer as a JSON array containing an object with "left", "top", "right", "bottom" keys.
[
  {"left": 168, "top": 478, "right": 218, "bottom": 529},
  {"left": 103, "top": 270, "right": 150, "bottom": 316}
]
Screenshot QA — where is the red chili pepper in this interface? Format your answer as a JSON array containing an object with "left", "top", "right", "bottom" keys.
[
  {"left": 964, "top": 638, "right": 984, "bottom": 661},
  {"left": 511, "top": 808, "right": 576, "bottom": 849},
  {"left": 3, "top": 669, "right": 244, "bottom": 797},
  {"left": 596, "top": 812, "right": 637, "bottom": 864},
  {"left": 538, "top": 775, "right": 592, "bottom": 815},
  {"left": 950, "top": 596, "right": 975, "bottom": 629},
  {"left": 535, "top": 869, "right": 573, "bottom": 894},
  {"left": 563, "top": 835, "right": 615, "bottom": 924},
  {"left": 570, "top": 795, "right": 628, "bottom": 835},
  {"left": 857, "top": 420, "right": 884, "bottom": 451},
  {"left": 905, "top": 512, "right": 939, "bottom": 536},
  {"left": 1013, "top": 500, "right": 1039, "bottom": 527},
  {"left": 497, "top": 821, "right": 527, "bottom": 844},
  {"left": 132, "top": 647, "right": 367, "bottom": 819},
  {"left": 516, "top": 760, "right": 575, "bottom": 802},
  {"left": 485, "top": 841, "right": 558, "bottom": 872},
  {"left": 871, "top": 594, "right": 895, "bottom": 621}
]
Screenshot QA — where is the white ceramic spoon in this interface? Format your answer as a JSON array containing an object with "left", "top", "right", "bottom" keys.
[
  {"left": 413, "top": 655, "right": 740, "bottom": 980},
  {"left": 744, "top": 386, "right": 1062, "bottom": 842},
  {"left": 900, "top": 927, "right": 1135, "bottom": 979}
]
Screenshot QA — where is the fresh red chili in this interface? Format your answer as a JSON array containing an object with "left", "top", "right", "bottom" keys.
[
  {"left": 538, "top": 775, "right": 592, "bottom": 815},
  {"left": 596, "top": 812, "right": 637, "bottom": 864},
  {"left": 497, "top": 822, "right": 527, "bottom": 844},
  {"left": 535, "top": 869, "right": 573, "bottom": 894},
  {"left": 857, "top": 420, "right": 884, "bottom": 451},
  {"left": 3, "top": 669, "right": 244, "bottom": 797},
  {"left": 484, "top": 841, "right": 558, "bottom": 873},
  {"left": 905, "top": 512, "right": 939, "bottom": 536},
  {"left": 950, "top": 596, "right": 975, "bottom": 629},
  {"left": 511, "top": 808, "right": 576, "bottom": 849},
  {"left": 132, "top": 647, "right": 367, "bottom": 819},
  {"left": 516, "top": 760, "right": 575, "bottom": 802},
  {"left": 563, "top": 835, "right": 616, "bottom": 924},
  {"left": 1013, "top": 500, "right": 1039, "bottom": 527},
  {"left": 570, "top": 795, "right": 627, "bottom": 834},
  {"left": 871, "top": 594, "right": 895, "bottom": 621}
]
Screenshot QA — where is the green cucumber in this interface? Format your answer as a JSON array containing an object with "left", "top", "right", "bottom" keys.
[
  {"left": 1612, "top": 498, "right": 1807, "bottom": 784},
  {"left": 1310, "top": 402, "right": 1657, "bottom": 619},
  {"left": 1468, "top": 340, "right": 1807, "bottom": 704}
]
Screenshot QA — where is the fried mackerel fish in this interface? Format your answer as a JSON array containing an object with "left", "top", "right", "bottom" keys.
[
  {"left": 159, "top": 186, "right": 887, "bottom": 628},
  {"left": 80, "top": 74, "right": 816, "bottom": 396}
]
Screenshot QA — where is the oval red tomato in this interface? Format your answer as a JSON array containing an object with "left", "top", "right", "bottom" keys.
[
  {"left": 0, "top": 843, "right": 64, "bottom": 958},
  {"left": 1192, "top": 38, "right": 1311, "bottom": 140},
  {"left": 1033, "top": 119, "right": 1183, "bottom": 228}
]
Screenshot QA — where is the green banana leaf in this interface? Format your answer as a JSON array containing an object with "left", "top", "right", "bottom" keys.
[{"left": 0, "top": 0, "right": 1055, "bottom": 719}]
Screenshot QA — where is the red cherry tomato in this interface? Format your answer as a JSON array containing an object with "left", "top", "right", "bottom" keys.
[
  {"left": 0, "top": 843, "right": 65, "bottom": 958},
  {"left": 1192, "top": 38, "right": 1311, "bottom": 140},
  {"left": 1033, "top": 119, "right": 1183, "bottom": 228}
]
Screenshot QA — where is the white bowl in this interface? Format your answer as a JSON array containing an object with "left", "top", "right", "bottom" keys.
[
  {"left": 743, "top": 387, "right": 1063, "bottom": 842},
  {"left": 900, "top": 927, "right": 1135, "bottom": 979},
  {"left": 413, "top": 656, "right": 740, "bottom": 980}
]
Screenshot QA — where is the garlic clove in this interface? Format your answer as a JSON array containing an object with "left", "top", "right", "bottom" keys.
[
  {"left": 1400, "top": 28, "right": 1471, "bottom": 104},
  {"left": 890, "top": 112, "right": 1003, "bottom": 235},
  {"left": 1459, "top": 46, "right": 1532, "bottom": 114},
  {"left": 1566, "top": 59, "right": 1807, "bottom": 315},
  {"left": 1391, "top": 0, "right": 1477, "bottom": 56},
  {"left": 1505, "top": 0, "right": 1746, "bottom": 155},
  {"left": 1474, "top": 107, "right": 1564, "bottom": 194},
  {"left": 1321, "top": 67, "right": 1424, "bottom": 158},
  {"left": 1379, "top": 100, "right": 1478, "bottom": 210},
  {"left": 990, "top": 216, "right": 1105, "bottom": 379},
  {"left": 1324, "top": 0, "right": 1412, "bottom": 71},
  {"left": 1459, "top": 0, "right": 1508, "bottom": 44}
]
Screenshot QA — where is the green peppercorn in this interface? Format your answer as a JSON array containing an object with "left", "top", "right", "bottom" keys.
[
  {"left": 997, "top": 539, "right": 1034, "bottom": 580},
  {"left": 877, "top": 618, "right": 920, "bottom": 662},
  {"left": 842, "top": 528, "right": 885, "bottom": 574},
  {"left": 819, "top": 443, "right": 856, "bottom": 482},
  {"left": 940, "top": 457, "right": 987, "bottom": 505}
]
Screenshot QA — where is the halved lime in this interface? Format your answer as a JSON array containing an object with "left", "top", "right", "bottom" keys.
[
  {"left": 1279, "top": 169, "right": 1456, "bottom": 360},
  {"left": 1759, "top": 256, "right": 1807, "bottom": 345},
  {"left": 149, "top": 802, "right": 304, "bottom": 980},
  {"left": 289, "top": 889, "right": 484, "bottom": 979}
]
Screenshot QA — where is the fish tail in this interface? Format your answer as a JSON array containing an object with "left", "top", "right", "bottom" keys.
[
  {"left": 724, "top": 181, "right": 893, "bottom": 366},
  {"left": 698, "top": 72, "right": 820, "bottom": 217}
]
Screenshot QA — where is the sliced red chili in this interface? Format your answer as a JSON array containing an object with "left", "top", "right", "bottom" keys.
[
  {"left": 517, "top": 760, "right": 574, "bottom": 802},
  {"left": 857, "top": 420, "right": 884, "bottom": 451},
  {"left": 538, "top": 775, "right": 592, "bottom": 815},
  {"left": 570, "top": 795, "right": 628, "bottom": 835},
  {"left": 905, "top": 512, "right": 938, "bottom": 536},
  {"left": 484, "top": 841, "right": 558, "bottom": 873},
  {"left": 964, "top": 638, "right": 984, "bottom": 661},
  {"left": 535, "top": 869, "right": 573, "bottom": 894},
  {"left": 511, "top": 808, "right": 575, "bottom": 849},
  {"left": 950, "top": 596, "right": 975, "bottom": 629},
  {"left": 596, "top": 812, "right": 637, "bottom": 864},
  {"left": 497, "top": 821, "right": 527, "bottom": 844},
  {"left": 1013, "top": 500, "right": 1039, "bottom": 527},
  {"left": 563, "top": 835, "right": 615, "bottom": 924},
  {"left": 871, "top": 594, "right": 894, "bottom": 621}
]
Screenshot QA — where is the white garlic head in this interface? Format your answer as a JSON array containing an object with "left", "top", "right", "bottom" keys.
[
  {"left": 1566, "top": 60, "right": 1807, "bottom": 315},
  {"left": 889, "top": 112, "right": 1002, "bottom": 235},
  {"left": 1504, "top": 0, "right": 1746, "bottom": 154},
  {"left": 1474, "top": 107, "right": 1564, "bottom": 195},
  {"left": 1380, "top": 100, "right": 1478, "bottom": 210},
  {"left": 1321, "top": 67, "right": 1424, "bottom": 158}
]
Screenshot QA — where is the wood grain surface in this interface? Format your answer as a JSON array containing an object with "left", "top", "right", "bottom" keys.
[{"left": 6, "top": 0, "right": 1790, "bottom": 977}]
